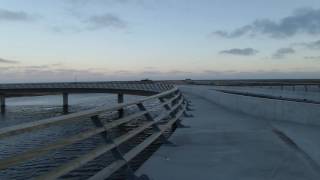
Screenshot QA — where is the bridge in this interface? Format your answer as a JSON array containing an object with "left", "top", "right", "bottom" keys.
[
  {"left": 0, "top": 81, "right": 192, "bottom": 179},
  {"left": 0, "top": 81, "right": 173, "bottom": 113},
  {"left": 1, "top": 81, "right": 320, "bottom": 179},
  {"left": 137, "top": 84, "right": 320, "bottom": 180}
]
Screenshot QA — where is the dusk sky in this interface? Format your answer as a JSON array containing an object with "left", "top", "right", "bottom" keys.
[{"left": 1, "top": 0, "right": 320, "bottom": 82}]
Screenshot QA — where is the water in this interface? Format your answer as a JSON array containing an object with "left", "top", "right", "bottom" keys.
[
  {"left": 0, "top": 94, "right": 142, "bottom": 128},
  {"left": 0, "top": 93, "right": 163, "bottom": 179}
]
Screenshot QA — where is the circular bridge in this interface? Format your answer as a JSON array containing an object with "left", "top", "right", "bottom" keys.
[
  {"left": 0, "top": 81, "right": 190, "bottom": 179},
  {"left": 0, "top": 81, "right": 174, "bottom": 113},
  {"left": 0, "top": 81, "right": 173, "bottom": 96}
]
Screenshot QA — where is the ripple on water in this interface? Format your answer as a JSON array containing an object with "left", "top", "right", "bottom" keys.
[{"left": 0, "top": 93, "right": 170, "bottom": 179}]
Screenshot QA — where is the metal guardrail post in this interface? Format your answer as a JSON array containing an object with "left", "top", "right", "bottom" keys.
[
  {"left": 63, "top": 93, "right": 69, "bottom": 113},
  {"left": 159, "top": 97, "right": 173, "bottom": 114},
  {"left": 182, "top": 95, "right": 194, "bottom": 118},
  {"left": 0, "top": 95, "right": 5, "bottom": 114},
  {"left": 118, "top": 93, "right": 124, "bottom": 118},
  {"left": 170, "top": 94, "right": 193, "bottom": 128},
  {"left": 163, "top": 93, "right": 179, "bottom": 116},
  {"left": 137, "top": 103, "right": 159, "bottom": 128},
  {"left": 91, "top": 115, "right": 137, "bottom": 180},
  {"left": 137, "top": 102, "right": 173, "bottom": 145}
]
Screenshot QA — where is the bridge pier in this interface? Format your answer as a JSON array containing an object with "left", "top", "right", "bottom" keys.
[
  {"left": 63, "top": 93, "right": 69, "bottom": 113},
  {"left": 118, "top": 93, "right": 124, "bottom": 118},
  {"left": 0, "top": 95, "right": 5, "bottom": 114}
]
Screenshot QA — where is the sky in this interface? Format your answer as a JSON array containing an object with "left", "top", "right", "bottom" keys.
[{"left": 0, "top": 0, "right": 320, "bottom": 82}]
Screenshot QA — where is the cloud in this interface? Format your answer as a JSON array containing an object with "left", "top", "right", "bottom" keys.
[
  {"left": 64, "top": 0, "right": 143, "bottom": 6},
  {"left": 298, "top": 40, "right": 320, "bottom": 49},
  {"left": 50, "top": 25, "right": 82, "bottom": 33},
  {"left": 215, "top": 70, "right": 320, "bottom": 79},
  {"left": 0, "top": 9, "right": 35, "bottom": 22},
  {"left": 168, "top": 70, "right": 192, "bottom": 74},
  {"left": 219, "top": 48, "right": 259, "bottom": 56},
  {"left": 63, "top": 0, "right": 163, "bottom": 12},
  {"left": 0, "top": 57, "right": 19, "bottom": 64},
  {"left": 0, "top": 65, "right": 107, "bottom": 83},
  {"left": 212, "top": 8, "right": 320, "bottom": 39},
  {"left": 52, "top": 1, "right": 130, "bottom": 33},
  {"left": 51, "top": 13, "right": 127, "bottom": 33},
  {"left": 214, "top": 25, "right": 253, "bottom": 38},
  {"left": 84, "top": 13, "right": 126, "bottom": 30},
  {"left": 304, "top": 56, "right": 320, "bottom": 60},
  {"left": 272, "top": 48, "right": 295, "bottom": 59},
  {"left": 1, "top": 64, "right": 320, "bottom": 82}
]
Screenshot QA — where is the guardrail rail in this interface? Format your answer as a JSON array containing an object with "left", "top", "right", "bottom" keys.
[{"left": 0, "top": 87, "right": 190, "bottom": 179}]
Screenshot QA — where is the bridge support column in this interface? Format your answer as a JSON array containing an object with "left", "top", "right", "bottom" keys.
[
  {"left": 0, "top": 95, "right": 5, "bottom": 114},
  {"left": 118, "top": 93, "right": 124, "bottom": 118},
  {"left": 63, "top": 93, "right": 69, "bottom": 113}
]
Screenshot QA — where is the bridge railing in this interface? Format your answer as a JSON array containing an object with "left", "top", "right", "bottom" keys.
[
  {"left": 0, "top": 81, "right": 174, "bottom": 93},
  {"left": 0, "top": 87, "right": 187, "bottom": 179}
]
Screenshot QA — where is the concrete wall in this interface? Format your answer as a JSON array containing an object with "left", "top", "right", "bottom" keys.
[
  {"left": 260, "top": 85, "right": 320, "bottom": 93},
  {"left": 214, "top": 86, "right": 320, "bottom": 102},
  {"left": 180, "top": 85, "right": 320, "bottom": 126}
]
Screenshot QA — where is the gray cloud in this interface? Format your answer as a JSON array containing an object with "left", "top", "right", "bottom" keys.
[
  {"left": 214, "top": 25, "right": 253, "bottom": 38},
  {"left": 219, "top": 48, "right": 259, "bottom": 56},
  {"left": 64, "top": 0, "right": 144, "bottom": 6},
  {"left": 304, "top": 56, "right": 320, "bottom": 60},
  {"left": 207, "top": 70, "right": 320, "bottom": 79},
  {"left": 0, "top": 9, "right": 35, "bottom": 22},
  {"left": 168, "top": 70, "right": 192, "bottom": 74},
  {"left": 272, "top": 48, "right": 295, "bottom": 59},
  {"left": 1, "top": 64, "right": 320, "bottom": 82},
  {"left": 51, "top": 13, "right": 127, "bottom": 33},
  {"left": 213, "top": 8, "right": 320, "bottom": 39},
  {"left": 84, "top": 13, "right": 126, "bottom": 30},
  {"left": 299, "top": 40, "right": 320, "bottom": 49},
  {"left": 0, "top": 57, "right": 19, "bottom": 64},
  {"left": 63, "top": 0, "right": 164, "bottom": 13},
  {"left": 50, "top": 25, "right": 82, "bottom": 33}
]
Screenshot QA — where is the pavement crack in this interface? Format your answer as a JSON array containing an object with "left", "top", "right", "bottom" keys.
[{"left": 272, "top": 128, "right": 320, "bottom": 177}]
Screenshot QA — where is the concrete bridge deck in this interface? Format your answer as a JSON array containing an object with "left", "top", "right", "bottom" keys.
[{"left": 137, "top": 88, "right": 320, "bottom": 180}]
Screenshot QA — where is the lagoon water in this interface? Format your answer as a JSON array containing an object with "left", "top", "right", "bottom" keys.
[
  {"left": 0, "top": 93, "right": 142, "bottom": 128},
  {"left": 0, "top": 93, "right": 147, "bottom": 179}
]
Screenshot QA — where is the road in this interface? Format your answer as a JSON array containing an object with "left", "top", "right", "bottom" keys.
[{"left": 137, "top": 89, "right": 320, "bottom": 180}]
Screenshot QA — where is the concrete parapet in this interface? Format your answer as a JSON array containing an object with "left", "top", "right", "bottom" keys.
[{"left": 180, "top": 85, "right": 320, "bottom": 126}]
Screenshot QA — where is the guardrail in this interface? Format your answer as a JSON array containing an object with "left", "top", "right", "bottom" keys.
[
  {"left": 178, "top": 79, "right": 320, "bottom": 86},
  {"left": 214, "top": 89, "right": 320, "bottom": 104},
  {"left": 0, "top": 81, "right": 174, "bottom": 95},
  {"left": 0, "top": 87, "right": 189, "bottom": 179}
]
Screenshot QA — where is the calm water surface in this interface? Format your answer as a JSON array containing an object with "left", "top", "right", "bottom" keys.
[
  {"left": 0, "top": 93, "right": 141, "bottom": 128},
  {"left": 0, "top": 94, "right": 159, "bottom": 179}
]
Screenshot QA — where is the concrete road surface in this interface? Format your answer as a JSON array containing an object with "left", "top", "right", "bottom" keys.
[{"left": 137, "top": 90, "right": 320, "bottom": 180}]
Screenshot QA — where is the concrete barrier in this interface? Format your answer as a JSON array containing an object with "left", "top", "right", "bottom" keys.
[
  {"left": 180, "top": 85, "right": 320, "bottom": 126},
  {"left": 213, "top": 86, "right": 320, "bottom": 102}
]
